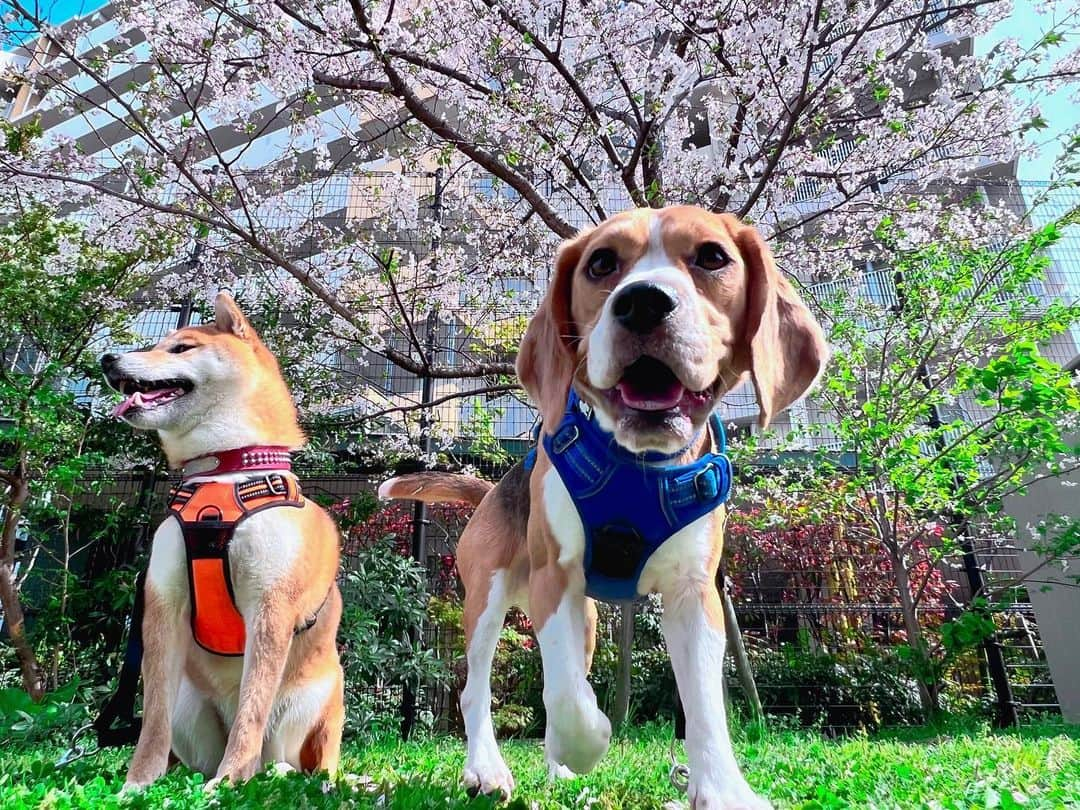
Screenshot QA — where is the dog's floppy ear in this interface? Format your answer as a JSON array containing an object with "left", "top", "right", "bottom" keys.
[
  {"left": 737, "top": 223, "right": 829, "bottom": 429},
  {"left": 517, "top": 229, "right": 592, "bottom": 428},
  {"left": 214, "top": 292, "right": 254, "bottom": 339}
]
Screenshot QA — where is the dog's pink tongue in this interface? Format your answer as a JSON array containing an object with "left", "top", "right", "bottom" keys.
[
  {"left": 112, "top": 391, "right": 143, "bottom": 418},
  {"left": 616, "top": 380, "right": 686, "bottom": 411}
]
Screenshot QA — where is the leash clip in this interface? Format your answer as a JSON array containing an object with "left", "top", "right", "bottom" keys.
[
  {"left": 668, "top": 762, "right": 690, "bottom": 793},
  {"left": 56, "top": 723, "right": 96, "bottom": 768},
  {"left": 668, "top": 730, "right": 690, "bottom": 793}
]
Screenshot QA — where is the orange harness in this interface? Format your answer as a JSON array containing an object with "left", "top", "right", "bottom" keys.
[{"left": 167, "top": 473, "right": 305, "bottom": 656}]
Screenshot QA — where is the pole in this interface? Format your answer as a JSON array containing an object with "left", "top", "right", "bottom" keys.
[
  {"left": 130, "top": 465, "right": 156, "bottom": 560},
  {"left": 957, "top": 525, "right": 1018, "bottom": 727},
  {"left": 612, "top": 601, "right": 635, "bottom": 729},
  {"left": 401, "top": 168, "right": 444, "bottom": 741},
  {"left": 721, "top": 577, "right": 763, "bottom": 725},
  {"left": 176, "top": 165, "right": 218, "bottom": 330},
  {"left": 176, "top": 300, "right": 193, "bottom": 330}
]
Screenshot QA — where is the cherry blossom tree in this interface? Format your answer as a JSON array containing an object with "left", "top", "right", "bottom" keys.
[{"left": 1, "top": 0, "right": 1078, "bottom": 435}]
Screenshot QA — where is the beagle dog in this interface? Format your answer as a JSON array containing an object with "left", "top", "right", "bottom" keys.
[{"left": 382, "top": 205, "right": 828, "bottom": 808}]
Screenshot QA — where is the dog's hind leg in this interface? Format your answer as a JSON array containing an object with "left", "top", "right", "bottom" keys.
[
  {"left": 460, "top": 568, "right": 517, "bottom": 797},
  {"left": 261, "top": 665, "right": 345, "bottom": 776},
  {"left": 299, "top": 666, "right": 345, "bottom": 776},
  {"left": 583, "top": 597, "right": 598, "bottom": 673},
  {"left": 171, "top": 676, "right": 226, "bottom": 777}
]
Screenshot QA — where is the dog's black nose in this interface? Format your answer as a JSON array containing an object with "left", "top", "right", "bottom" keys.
[
  {"left": 100, "top": 353, "right": 120, "bottom": 371},
  {"left": 612, "top": 282, "right": 679, "bottom": 334}
]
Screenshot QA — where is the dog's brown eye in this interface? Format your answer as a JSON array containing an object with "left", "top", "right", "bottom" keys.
[
  {"left": 168, "top": 344, "right": 195, "bottom": 354},
  {"left": 694, "top": 242, "right": 730, "bottom": 272},
  {"left": 586, "top": 248, "right": 619, "bottom": 279}
]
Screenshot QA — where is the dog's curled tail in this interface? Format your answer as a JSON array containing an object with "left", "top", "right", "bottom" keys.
[{"left": 377, "top": 473, "right": 493, "bottom": 507}]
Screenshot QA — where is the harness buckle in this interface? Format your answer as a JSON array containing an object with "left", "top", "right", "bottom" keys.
[
  {"left": 693, "top": 463, "right": 719, "bottom": 501},
  {"left": 265, "top": 474, "right": 287, "bottom": 495},
  {"left": 552, "top": 424, "right": 580, "bottom": 455}
]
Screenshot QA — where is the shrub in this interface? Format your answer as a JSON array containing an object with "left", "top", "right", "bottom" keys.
[
  {"left": 336, "top": 536, "right": 449, "bottom": 739},
  {"left": 744, "top": 643, "right": 924, "bottom": 729},
  {"left": 0, "top": 679, "right": 93, "bottom": 744}
]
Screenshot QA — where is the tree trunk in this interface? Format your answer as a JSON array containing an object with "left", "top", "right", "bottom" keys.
[
  {"left": 611, "top": 603, "right": 634, "bottom": 729},
  {"left": 0, "top": 563, "right": 43, "bottom": 701},
  {"left": 0, "top": 468, "right": 44, "bottom": 701},
  {"left": 889, "top": 540, "right": 940, "bottom": 718},
  {"left": 873, "top": 491, "right": 939, "bottom": 718}
]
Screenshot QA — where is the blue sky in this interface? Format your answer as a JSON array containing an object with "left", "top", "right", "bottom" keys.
[
  {"left": 978, "top": 0, "right": 1078, "bottom": 181},
  {"left": 2, "top": 0, "right": 106, "bottom": 46},
  {"left": 3, "top": 0, "right": 1075, "bottom": 181}
]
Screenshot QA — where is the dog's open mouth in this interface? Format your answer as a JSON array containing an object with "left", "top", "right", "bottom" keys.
[
  {"left": 111, "top": 377, "right": 194, "bottom": 418},
  {"left": 608, "top": 356, "right": 713, "bottom": 414}
]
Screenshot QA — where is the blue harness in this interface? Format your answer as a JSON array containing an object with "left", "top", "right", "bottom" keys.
[{"left": 524, "top": 390, "right": 733, "bottom": 602}]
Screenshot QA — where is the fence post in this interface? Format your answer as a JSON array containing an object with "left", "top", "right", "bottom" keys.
[
  {"left": 722, "top": 578, "right": 763, "bottom": 725},
  {"left": 612, "top": 601, "right": 635, "bottom": 729},
  {"left": 130, "top": 465, "right": 156, "bottom": 560},
  {"left": 958, "top": 523, "right": 1018, "bottom": 727},
  {"left": 401, "top": 168, "right": 444, "bottom": 742}
]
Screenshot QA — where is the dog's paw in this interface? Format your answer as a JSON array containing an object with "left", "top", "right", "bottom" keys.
[
  {"left": 544, "top": 701, "right": 611, "bottom": 775},
  {"left": 463, "top": 754, "right": 515, "bottom": 799},
  {"left": 546, "top": 759, "right": 576, "bottom": 781},
  {"left": 121, "top": 764, "right": 167, "bottom": 793},
  {"left": 688, "top": 784, "right": 772, "bottom": 810},
  {"left": 267, "top": 761, "right": 296, "bottom": 777},
  {"left": 119, "top": 781, "right": 149, "bottom": 796},
  {"left": 206, "top": 756, "right": 260, "bottom": 792}
]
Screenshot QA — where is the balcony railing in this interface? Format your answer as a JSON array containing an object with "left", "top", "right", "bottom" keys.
[{"left": 803, "top": 244, "right": 1062, "bottom": 320}]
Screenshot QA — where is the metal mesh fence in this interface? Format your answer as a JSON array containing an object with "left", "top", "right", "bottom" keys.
[
  {"left": 78, "top": 177, "right": 1080, "bottom": 452},
  {"left": 10, "top": 177, "right": 1075, "bottom": 735},
  {"left": 63, "top": 461, "right": 1061, "bottom": 736}
]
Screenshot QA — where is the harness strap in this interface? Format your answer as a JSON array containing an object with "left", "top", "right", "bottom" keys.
[
  {"left": 169, "top": 474, "right": 305, "bottom": 656},
  {"left": 88, "top": 472, "right": 318, "bottom": 752},
  {"left": 542, "top": 389, "right": 733, "bottom": 602}
]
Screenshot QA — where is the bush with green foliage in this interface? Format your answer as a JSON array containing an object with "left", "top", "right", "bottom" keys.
[
  {"left": 1, "top": 205, "right": 168, "bottom": 701},
  {"left": 337, "top": 537, "right": 449, "bottom": 739}
]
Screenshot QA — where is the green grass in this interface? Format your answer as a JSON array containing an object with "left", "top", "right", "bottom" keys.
[{"left": 2, "top": 721, "right": 1077, "bottom": 809}]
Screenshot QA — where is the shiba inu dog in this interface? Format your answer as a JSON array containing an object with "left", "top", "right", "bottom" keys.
[
  {"left": 101, "top": 293, "right": 344, "bottom": 790},
  {"left": 381, "top": 206, "right": 828, "bottom": 809}
]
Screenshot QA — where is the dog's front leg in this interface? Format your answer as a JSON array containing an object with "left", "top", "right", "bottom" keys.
[
  {"left": 125, "top": 526, "right": 189, "bottom": 790},
  {"left": 207, "top": 598, "right": 293, "bottom": 790},
  {"left": 531, "top": 563, "right": 611, "bottom": 777},
  {"left": 125, "top": 583, "right": 188, "bottom": 788},
  {"left": 662, "top": 581, "right": 769, "bottom": 810}
]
